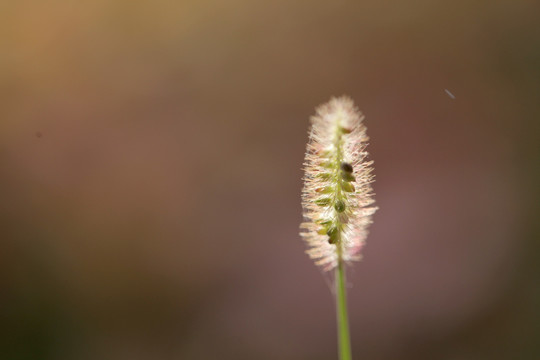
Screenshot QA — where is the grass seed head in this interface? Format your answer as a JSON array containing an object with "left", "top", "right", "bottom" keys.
[{"left": 300, "top": 96, "right": 378, "bottom": 271}]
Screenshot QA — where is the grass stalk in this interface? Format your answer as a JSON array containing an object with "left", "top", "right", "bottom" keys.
[{"left": 336, "top": 260, "right": 352, "bottom": 360}]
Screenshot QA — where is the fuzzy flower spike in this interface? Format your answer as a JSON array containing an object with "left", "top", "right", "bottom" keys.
[{"left": 301, "top": 96, "right": 377, "bottom": 271}]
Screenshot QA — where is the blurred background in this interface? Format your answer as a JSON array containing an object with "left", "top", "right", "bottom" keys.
[{"left": 1, "top": 1, "right": 539, "bottom": 359}]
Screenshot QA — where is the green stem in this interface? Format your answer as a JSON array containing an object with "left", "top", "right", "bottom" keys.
[{"left": 336, "top": 260, "right": 352, "bottom": 360}]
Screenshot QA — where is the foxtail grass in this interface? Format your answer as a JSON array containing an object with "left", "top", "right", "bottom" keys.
[{"left": 300, "top": 96, "right": 377, "bottom": 360}]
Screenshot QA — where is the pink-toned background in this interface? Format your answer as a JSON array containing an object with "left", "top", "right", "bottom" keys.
[{"left": 1, "top": 1, "right": 539, "bottom": 359}]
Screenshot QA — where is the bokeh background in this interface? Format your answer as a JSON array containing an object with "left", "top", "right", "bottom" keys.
[{"left": 1, "top": 1, "right": 539, "bottom": 359}]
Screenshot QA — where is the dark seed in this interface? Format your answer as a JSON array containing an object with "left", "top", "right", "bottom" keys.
[
  {"left": 340, "top": 127, "right": 352, "bottom": 134},
  {"left": 340, "top": 162, "right": 353, "bottom": 173},
  {"left": 326, "top": 226, "right": 339, "bottom": 244},
  {"left": 335, "top": 200, "right": 346, "bottom": 212}
]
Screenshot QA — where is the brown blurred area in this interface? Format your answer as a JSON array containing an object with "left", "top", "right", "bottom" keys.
[{"left": 1, "top": 1, "right": 539, "bottom": 359}]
